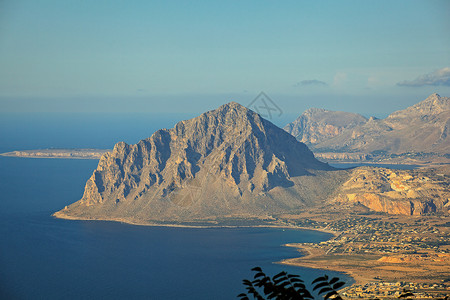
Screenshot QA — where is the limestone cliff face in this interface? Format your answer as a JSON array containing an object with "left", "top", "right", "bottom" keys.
[
  {"left": 283, "top": 108, "right": 367, "bottom": 146},
  {"left": 285, "top": 93, "right": 450, "bottom": 158},
  {"left": 331, "top": 166, "right": 450, "bottom": 215},
  {"left": 55, "top": 102, "right": 346, "bottom": 224}
]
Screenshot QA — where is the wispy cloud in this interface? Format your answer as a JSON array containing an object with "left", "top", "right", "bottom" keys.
[
  {"left": 332, "top": 72, "right": 347, "bottom": 87},
  {"left": 294, "top": 79, "right": 328, "bottom": 87},
  {"left": 397, "top": 67, "right": 450, "bottom": 87}
]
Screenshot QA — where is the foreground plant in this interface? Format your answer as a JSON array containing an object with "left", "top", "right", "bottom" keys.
[{"left": 238, "top": 267, "right": 345, "bottom": 300}]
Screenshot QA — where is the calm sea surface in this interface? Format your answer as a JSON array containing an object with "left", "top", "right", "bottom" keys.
[{"left": 0, "top": 114, "right": 353, "bottom": 299}]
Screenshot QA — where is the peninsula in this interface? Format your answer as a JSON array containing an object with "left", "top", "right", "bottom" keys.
[{"left": 1, "top": 149, "right": 111, "bottom": 159}]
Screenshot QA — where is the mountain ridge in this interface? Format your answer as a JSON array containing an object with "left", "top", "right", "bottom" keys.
[
  {"left": 54, "top": 102, "right": 344, "bottom": 225},
  {"left": 284, "top": 93, "right": 450, "bottom": 162},
  {"left": 54, "top": 100, "right": 449, "bottom": 223}
]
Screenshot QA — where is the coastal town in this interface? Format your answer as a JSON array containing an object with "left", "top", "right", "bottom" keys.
[{"left": 279, "top": 212, "right": 450, "bottom": 299}]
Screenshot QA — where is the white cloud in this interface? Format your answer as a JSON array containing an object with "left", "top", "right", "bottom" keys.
[
  {"left": 332, "top": 72, "right": 347, "bottom": 87},
  {"left": 397, "top": 67, "right": 450, "bottom": 87}
]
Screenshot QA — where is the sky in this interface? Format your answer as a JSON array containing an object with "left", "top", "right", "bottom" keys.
[{"left": 0, "top": 0, "right": 449, "bottom": 120}]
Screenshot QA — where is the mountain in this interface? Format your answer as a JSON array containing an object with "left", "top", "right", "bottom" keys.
[
  {"left": 284, "top": 93, "right": 450, "bottom": 162},
  {"left": 54, "top": 102, "right": 347, "bottom": 225},
  {"left": 283, "top": 108, "right": 368, "bottom": 146}
]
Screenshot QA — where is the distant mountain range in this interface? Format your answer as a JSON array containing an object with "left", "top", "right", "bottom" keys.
[
  {"left": 284, "top": 93, "right": 450, "bottom": 163},
  {"left": 54, "top": 98, "right": 450, "bottom": 224}
]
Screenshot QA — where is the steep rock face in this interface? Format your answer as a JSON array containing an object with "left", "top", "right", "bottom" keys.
[
  {"left": 55, "top": 102, "right": 347, "bottom": 224},
  {"left": 286, "top": 93, "right": 450, "bottom": 156},
  {"left": 331, "top": 166, "right": 450, "bottom": 215},
  {"left": 283, "top": 108, "right": 367, "bottom": 146},
  {"left": 387, "top": 93, "right": 449, "bottom": 119}
]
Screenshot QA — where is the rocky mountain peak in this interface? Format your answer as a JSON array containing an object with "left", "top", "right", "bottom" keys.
[
  {"left": 388, "top": 93, "right": 450, "bottom": 119},
  {"left": 55, "top": 102, "right": 337, "bottom": 224},
  {"left": 285, "top": 93, "right": 450, "bottom": 157},
  {"left": 303, "top": 108, "right": 327, "bottom": 115}
]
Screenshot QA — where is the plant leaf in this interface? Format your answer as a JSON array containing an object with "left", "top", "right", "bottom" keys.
[
  {"left": 313, "top": 282, "right": 329, "bottom": 291},
  {"left": 324, "top": 290, "right": 338, "bottom": 300},
  {"left": 243, "top": 279, "right": 252, "bottom": 286},
  {"left": 312, "top": 275, "right": 328, "bottom": 284},
  {"left": 332, "top": 281, "right": 345, "bottom": 290},
  {"left": 318, "top": 287, "right": 333, "bottom": 295},
  {"left": 293, "top": 283, "right": 306, "bottom": 289},
  {"left": 272, "top": 272, "right": 287, "bottom": 280},
  {"left": 329, "top": 277, "right": 340, "bottom": 285}
]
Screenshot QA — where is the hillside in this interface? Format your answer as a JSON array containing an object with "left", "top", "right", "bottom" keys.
[
  {"left": 330, "top": 165, "right": 450, "bottom": 215},
  {"left": 54, "top": 102, "right": 449, "bottom": 224},
  {"left": 284, "top": 93, "right": 450, "bottom": 163},
  {"left": 283, "top": 108, "right": 368, "bottom": 145},
  {"left": 54, "top": 102, "right": 348, "bottom": 225}
]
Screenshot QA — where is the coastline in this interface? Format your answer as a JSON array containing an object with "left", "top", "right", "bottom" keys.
[
  {"left": 4, "top": 148, "right": 448, "bottom": 167},
  {"left": 0, "top": 149, "right": 110, "bottom": 160},
  {"left": 53, "top": 211, "right": 354, "bottom": 283},
  {"left": 52, "top": 212, "right": 341, "bottom": 233},
  {"left": 279, "top": 244, "right": 365, "bottom": 285}
]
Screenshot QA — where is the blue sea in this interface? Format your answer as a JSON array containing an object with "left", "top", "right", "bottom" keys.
[{"left": 0, "top": 113, "right": 353, "bottom": 299}]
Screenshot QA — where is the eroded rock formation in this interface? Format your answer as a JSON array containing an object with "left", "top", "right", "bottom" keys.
[
  {"left": 54, "top": 102, "right": 345, "bottom": 224},
  {"left": 331, "top": 166, "right": 450, "bottom": 215}
]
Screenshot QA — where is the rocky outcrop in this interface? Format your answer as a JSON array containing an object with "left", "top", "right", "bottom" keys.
[
  {"left": 54, "top": 102, "right": 347, "bottom": 224},
  {"left": 285, "top": 93, "right": 450, "bottom": 161},
  {"left": 283, "top": 108, "right": 367, "bottom": 146},
  {"left": 53, "top": 102, "right": 450, "bottom": 223},
  {"left": 331, "top": 166, "right": 450, "bottom": 215}
]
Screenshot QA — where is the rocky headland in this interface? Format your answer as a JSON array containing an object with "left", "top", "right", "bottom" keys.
[{"left": 54, "top": 102, "right": 348, "bottom": 225}]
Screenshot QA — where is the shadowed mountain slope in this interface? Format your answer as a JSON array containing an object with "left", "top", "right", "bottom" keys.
[{"left": 54, "top": 102, "right": 347, "bottom": 225}]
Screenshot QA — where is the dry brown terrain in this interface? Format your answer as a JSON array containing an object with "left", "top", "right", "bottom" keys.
[
  {"left": 278, "top": 211, "right": 450, "bottom": 287},
  {"left": 282, "top": 244, "right": 450, "bottom": 285}
]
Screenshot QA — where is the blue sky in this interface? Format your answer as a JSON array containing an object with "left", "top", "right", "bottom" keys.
[{"left": 0, "top": 0, "right": 449, "bottom": 118}]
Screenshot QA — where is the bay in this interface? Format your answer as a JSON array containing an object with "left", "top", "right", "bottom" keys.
[{"left": 0, "top": 114, "right": 353, "bottom": 299}]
